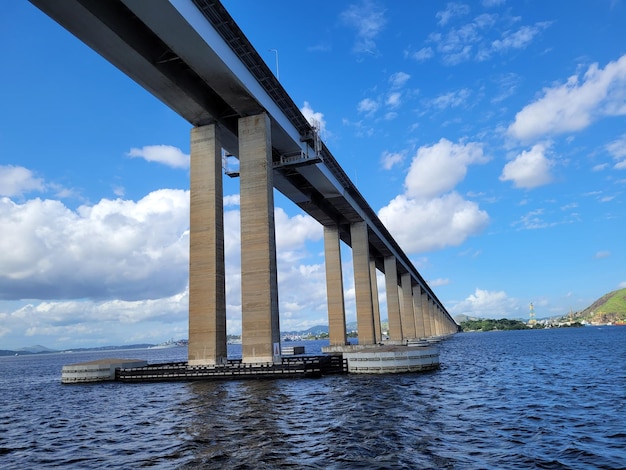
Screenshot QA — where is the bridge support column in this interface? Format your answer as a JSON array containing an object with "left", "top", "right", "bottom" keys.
[
  {"left": 435, "top": 306, "right": 443, "bottom": 336},
  {"left": 401, "top": 273, "right": 416, "bottom": 340},
  {"left": 239, "top": 113, "right": 280, "bottom": 363},
  {"left": 412, "top": 285, "right": 425, "bottom": 339},
  {"left": 188, "top": 123, "right": 227, "bottom": 366},
  {"left": 324, "top": 225, "right": 347, "bottom": 346},
  {"left": 351, "top": 221, "right": 376, "bottom": 345},
  {"left": 422, "top": 292, "right": 432, "bottom": 337},
  {"left": 370, "top": 258, "right": 382, "bottom": 342},
  {"left": 429, "top": 300, "right": 437, "bottom": 338},
  {"left": 384, "top": 256, "right": 402, "bottom": 342}
]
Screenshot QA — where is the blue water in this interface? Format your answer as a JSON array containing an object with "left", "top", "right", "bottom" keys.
[{"left": 1, "top": 327, "right": 625, "bottom": 469}]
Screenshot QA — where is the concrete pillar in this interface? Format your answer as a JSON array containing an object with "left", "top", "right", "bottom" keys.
[
  {"left": 351, "top": 221, "right": 376, "bottom": 345},
  {"left": 429, "top": 300, "right": 437, "bottom": 338},
  {"left": 422, "top": 292, "right": 432, "bottom": 337},
  {"left": 401, "top": 273, "right": 416, "bottom": 339},
  {"left": 435, "top": 306, "right": 443, "bottom": 336},
  {"left": 384, "top": 256, "right": 402, "bottom": 342},
  {"left": 188, "top": 124, "right": 227, "bottom": 366},
  {"left": 370, "top": 258, "right": 382, "bottom": 343},
  {"left": 239, "top": 113, "right": 280, "bottom": 363},
  {"left": 412, "top": 284, "right": 426, "bottom": 339},
  {"left": 324, "top": 225, "right": 347, "bottom": 346}
]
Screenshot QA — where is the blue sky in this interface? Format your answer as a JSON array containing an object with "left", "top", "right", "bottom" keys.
[{"left": 1, "top": 1, "right": 625, "bottom": 350}]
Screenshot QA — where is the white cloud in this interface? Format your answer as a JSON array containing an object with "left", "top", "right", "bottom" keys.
[
  {"left": 429, "top": 278, "right": 450, "bottom": 287},
  {"left": 377, "top": 139, "right": 489, "bottom": 253},
  {"left": 274, "top": 208, "right": 323, "bottom": 262},
  {"left": 340, "top": 0, "right": 386, "bottom": 55},
  {"left": 386, "top": 92, "right": 402, "bottom": 109},
  {"left": 450, "top": 288, "right": 519, "bottom": 319},
  {"left": 436, "top": 3, "right": 470, "bottom": 26},
  {"left": 500, "top": 143, "right": 554, "bottom": 189},
  {"left": 594, "top": 250, "right": 611, "bottom": 259},
  {"left": 405, "top": 138, "right": 489, "bottom": 199},
  {"left": 0, "top": 165, "right": 45, "bottom": 197},
  {"left": 508, "top": 54, "right": 626, "bottom": 142},
  {"left": 389, "top": 72, "right": 411, "bottom": 89},
  {"left": 357, "top": 97, "right": 379, "bottom": 115},
  {"left": 300, "top": 101, "right": 328, "bottom": 137},
  {"left": 0, "top": 188, "right": 330, "bottom": 345},
  {"left": 412, "top": 47, "right": 434, "bottom": 61},
  {"left": 379, "top": 192, "right": 489, "bottom": 253},
  {"left": 127, "top": 145, "right": 190, "bottom": 169},
  {"left": 430, "top": 88, "right": 472, "bottom": 109},
  {"left": 491, "top": 22, "right": 550, "bottom": 53},
  {"left": 606, "top": 133, "right": 626, "bottom": 169},
  {"left": 0, "top": 190, "right": 190, "bottom": 301},
  {"left": 380, "top": 151, "right": 405, "bottom": 170}
]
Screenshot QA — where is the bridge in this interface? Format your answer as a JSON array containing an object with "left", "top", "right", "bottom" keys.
[{"left": 31, "top": 0, "right": 458, "bottom": 366}]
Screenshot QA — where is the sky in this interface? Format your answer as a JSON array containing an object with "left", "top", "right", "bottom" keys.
[{"left": 1, "top": 1, "right": 625, "bottom": 350}]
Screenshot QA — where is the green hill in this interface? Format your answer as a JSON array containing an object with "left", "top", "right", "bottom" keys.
[{"left": 568, "top": 288, "right": 626, "bottom": 324}]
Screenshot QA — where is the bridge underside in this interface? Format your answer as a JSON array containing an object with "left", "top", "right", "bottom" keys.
[{"left": 30, "top": 0, "right": 459, "bottom": 364}]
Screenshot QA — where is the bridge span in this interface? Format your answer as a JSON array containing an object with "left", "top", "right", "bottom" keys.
[{"left": 30, "top": 0, "right": 459, "bottom": 365}]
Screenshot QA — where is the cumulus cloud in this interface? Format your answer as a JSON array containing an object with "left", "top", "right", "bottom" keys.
[
  {"left": 405, "top": 138, "right": 489, "bottom": 199},
  {"left": 0, "top": 185, "right": 331, "bottom": 345},
  {"left": 508, "top": 54, "right": 626, "bottom": 142},
  {"left": 379, "top": 193, "right": 489, "bottom": 253},
  {"left": 274, "top": 207, "right": 323, "bottom": 262},
  {"left": 340, "top": 0, "right": 386, "bottom": 55},
  {"left": 0, "top": 165, "right": 45, "bottom": 197},
  {"left": 500, "top": 143, "right": 554, "bottom": 189},
  {"left": 0, "top": 190, "right": 190, "bottom": 301},
  {"left": 449, "top": 288, "right": 519, "bottom": 318},
  {"left": 127, "top": 145, "right": 190, "bottom": 169},
  {"left": 378, "top": 139, "right": 490, "bottom": 253}
]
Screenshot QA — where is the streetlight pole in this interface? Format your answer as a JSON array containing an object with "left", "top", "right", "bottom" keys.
[{"left": 269, "top": 49, "right": 279, "bottom": 80}]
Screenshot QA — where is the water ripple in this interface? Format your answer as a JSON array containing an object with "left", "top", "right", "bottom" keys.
[{"left": 1, "top": 328, "right": 625, "bottom": 469}]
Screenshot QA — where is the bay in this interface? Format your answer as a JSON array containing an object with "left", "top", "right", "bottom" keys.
[{"left": 1, "top": 327, "right": 624, "bottom": 469}]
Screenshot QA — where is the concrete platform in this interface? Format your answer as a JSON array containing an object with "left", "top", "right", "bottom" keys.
[
  {"left": 61, "top": 358, "right": 148, "bottom": 384},
  {"left": 324, "top": 344, "right": 440, "bottom": 374},
  {"left": 61, "top": 355, "right": 346, "bottom": 383}
]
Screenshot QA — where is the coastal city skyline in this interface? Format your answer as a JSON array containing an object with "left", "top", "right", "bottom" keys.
[{"left": 1, "top": 1, "right": 625, "bottom": 349}]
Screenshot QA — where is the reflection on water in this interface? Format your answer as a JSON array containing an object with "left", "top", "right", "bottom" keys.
[{"left": 1, "top": 330, "right": 625, "bottom": 469}]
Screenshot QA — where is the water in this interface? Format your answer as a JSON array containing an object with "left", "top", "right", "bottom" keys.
[{"left": 1, "top": 327, "right": 624, "bottom": 469}]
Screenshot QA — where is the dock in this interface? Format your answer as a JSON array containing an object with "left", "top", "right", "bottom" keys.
[
  {"left": 62, "top": 343, "right": 442, "bottom": 383},
  {"left": 116, "top": 355, "right": 346, "bottom": 382}
]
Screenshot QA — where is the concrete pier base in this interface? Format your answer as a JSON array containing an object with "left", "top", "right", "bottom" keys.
[
  {"left": 341, "top": 345, "right": 439, "bottom": 374},
  {"left": 61, "top": 358, "right": 147, "bottom": 383}
]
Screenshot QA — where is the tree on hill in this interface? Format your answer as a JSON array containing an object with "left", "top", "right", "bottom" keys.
[
  {"left": 461, "top": 318, "right": 529, "bottom": 332},
  {"left": 565, "top": 288, "right": 626, "bottom": 324}
]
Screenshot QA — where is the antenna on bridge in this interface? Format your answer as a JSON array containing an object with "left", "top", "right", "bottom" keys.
[{"left": 268, "top": 49, "right": 279, "bottom": 80}]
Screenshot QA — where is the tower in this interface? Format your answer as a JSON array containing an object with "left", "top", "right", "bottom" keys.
[{"left": 529, "top": 302, "right": 537, "bottom": 326}]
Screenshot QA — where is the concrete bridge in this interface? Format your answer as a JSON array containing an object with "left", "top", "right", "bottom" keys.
[{"left": 31, "top": 0, "right": 459, "bottom": 366}]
